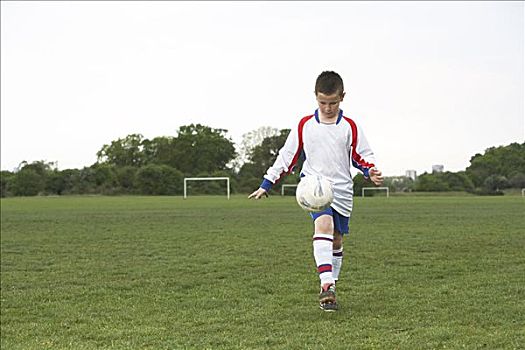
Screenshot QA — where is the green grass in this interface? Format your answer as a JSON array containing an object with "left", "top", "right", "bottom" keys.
[{"left": 1, "top": 195, "right": 524, "bottom": 349}]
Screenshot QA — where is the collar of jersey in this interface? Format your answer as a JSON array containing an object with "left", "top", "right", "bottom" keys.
[{"left": 314, "top": 109, "right": 343, "bottom": 125}]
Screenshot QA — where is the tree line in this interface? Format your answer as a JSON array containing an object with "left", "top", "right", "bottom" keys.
[
  {"left": 1, "top": 124, "right": 523, "bottom": 197},
  {"left": 355, "top": 142, "right": 525, "bottom": 195}
]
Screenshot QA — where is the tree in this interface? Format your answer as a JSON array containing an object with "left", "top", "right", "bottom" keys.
[
  {"left": 482, "top": 175, "right": 509, "bottom": 194},
  {"left": 509, "top": 172, "right": 525, "bottom": 188},
  {"left": 135, "top": 164, "right": 183, "bottom": 195},
  {"left": 91, "top": 164, "right": 118, "bottom": 194},
  {"left": 71, "top": 167, "right": 99, "bottom": 194},
  {"left": 415, "top": 171, "right": 475, "bottom": 192},
  {"left": 442, "top": 171, "right": 475, "bottom": 192},
  {"left": 170, "top": 124, "right": 236, "bottom": 175},
  {"left": 97, "top": 134, "right": 146, "bottom": 167},
  {"left": 232, "top": 126, "right": 280, "bottom": 172},
  {"left": 46, "top": 170, "right": 66, "bottom": 195},
  {"left": 52, "top": 169, "right": 81, "bottom": 195},
  {"left": 415, "top": 172, "right": 450, "bottom": 192},
  {"left": 16, "top": 160, "right": 56, "bottom": 176},
  {"left": 10, "top": 169, "right": 45, "bottom": 196},
  {"left": 466, "top": 142, "right": 525, "bottom": 188},
  {"left": 9, "top": 161, "right": 56, "bottom": 196},
  {"left": 115, "top": 166, "right": 137, "bottom": 193},
  {"left": 239, "top": 129, "right": 297, "bottom": 181},
  {"left": 1, "top": 171, "right": 14, "bottom": 197},
  {"left": 142, "top": 136, "right": 178, "bottom": 167},
  {"left": 235, "top": 162, "right": 263, "bottom": 194}
]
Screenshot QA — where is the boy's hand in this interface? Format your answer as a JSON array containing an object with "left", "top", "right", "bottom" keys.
[
  {"left": 248, "top": 188, "right": 268, "bottom": 200},
  {"left": 369, "top": 167, "right": 384, "bottom": 186}
]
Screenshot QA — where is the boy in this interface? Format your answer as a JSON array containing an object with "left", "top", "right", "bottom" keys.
[{"left": 248, "top": 71, "right": 384, "bottom": 311}]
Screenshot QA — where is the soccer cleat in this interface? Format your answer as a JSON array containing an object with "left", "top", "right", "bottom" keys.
[{"left": 319, "top": 283, "right": 338, "bottom": 311}]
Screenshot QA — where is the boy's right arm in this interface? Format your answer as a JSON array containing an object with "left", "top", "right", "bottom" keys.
[{"left": 248, "top": 125, "right": 302, "bottom": 200}]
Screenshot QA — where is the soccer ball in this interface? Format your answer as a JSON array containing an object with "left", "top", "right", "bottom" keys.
[{"left": 295, "top": 175, "right": 334, "bottom": 212}]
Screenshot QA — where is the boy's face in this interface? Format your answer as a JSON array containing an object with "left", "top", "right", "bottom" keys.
[{"left": 316, "top": 91, "right": 345, "bottom": 119}]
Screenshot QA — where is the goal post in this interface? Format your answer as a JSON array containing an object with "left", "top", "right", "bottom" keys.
[
  {"left": 362, "top": 186, "right": 389, "bottom": 198},
  {"left": 183, "top": 177, "right": 230, "bottom": 199},
  {"left": 281, "top": 184, "right": 298, "bottom": 196}
]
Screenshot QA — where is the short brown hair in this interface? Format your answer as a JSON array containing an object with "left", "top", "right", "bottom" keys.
[{"left": 315, "top": 71, "right": 344, "bottom": 96}]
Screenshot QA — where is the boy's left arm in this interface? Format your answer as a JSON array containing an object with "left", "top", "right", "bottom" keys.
[
  {"left": 353, "top": 122, "right": 383, "bottom": 186},
  {"left": 369, "top": 167, "right": 384, "bottom": 186}
]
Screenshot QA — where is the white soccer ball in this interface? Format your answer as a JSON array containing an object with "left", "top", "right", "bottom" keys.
[{"left": 295, "top": 175, "right": 334, "bottom": 212}]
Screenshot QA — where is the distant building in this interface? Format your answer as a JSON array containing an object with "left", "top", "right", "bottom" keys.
[
  {"left": 432, "top": 164, "right": 444, "bottom": 173},
  {"left": 405, "top": 170, "right": 417, "bottom": 181}
]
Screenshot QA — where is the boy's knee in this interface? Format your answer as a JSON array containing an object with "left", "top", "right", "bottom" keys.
[{"left": 314, "top": 215, "right": 333, "bottom": 234}]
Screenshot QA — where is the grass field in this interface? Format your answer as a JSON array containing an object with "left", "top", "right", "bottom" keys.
[{"left": 1, "top": 194, "right": 524, "bottom": 349}]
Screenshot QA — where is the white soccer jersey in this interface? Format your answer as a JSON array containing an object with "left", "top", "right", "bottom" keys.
[{"left": 260, "top": 109, "right": 376, "bottom": 217}]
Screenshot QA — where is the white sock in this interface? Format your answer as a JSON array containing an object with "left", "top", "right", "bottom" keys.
[
  {"left": 312, "top": 233, "right": 335, "bottom": 286},
  {"left": 332, "top": 247, "right": 343, "bottom": 282}
]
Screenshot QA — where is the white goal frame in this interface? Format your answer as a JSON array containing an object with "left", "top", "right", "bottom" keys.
[
  {"left": 362, "top": 187, "right": 389, "bottom": 198},
  {"left": 183, "top": 177, "right": 230, "bottom": 199},
  {"left": 281, "top": 184, "right": 298, "bottom": 196}
]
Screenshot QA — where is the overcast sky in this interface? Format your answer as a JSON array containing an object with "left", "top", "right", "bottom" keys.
[{"left": 1, "top": 1, "right": 523, "bottom": 176}]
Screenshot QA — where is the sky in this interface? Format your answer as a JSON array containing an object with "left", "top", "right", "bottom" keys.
[{"left": 1, "top": 1, "right": 524, "bottom": 176}]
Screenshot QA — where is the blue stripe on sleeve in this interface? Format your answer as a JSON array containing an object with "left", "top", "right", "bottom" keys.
[{"left": 260, "top": 179, "right": 273, "bottom": 191}]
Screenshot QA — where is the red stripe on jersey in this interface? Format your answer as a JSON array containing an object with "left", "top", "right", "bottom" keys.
[
  {"left": 275, "top": 115, "right": 313, "bottom": 184},
  {"left": 343, "top": 116, "right": 375, "bottom": 171}
]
